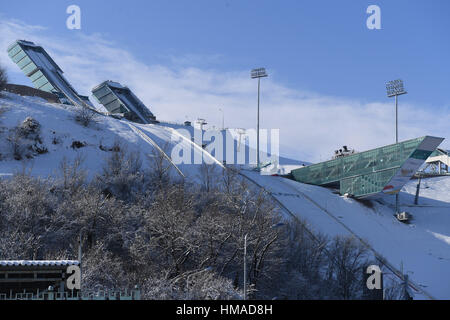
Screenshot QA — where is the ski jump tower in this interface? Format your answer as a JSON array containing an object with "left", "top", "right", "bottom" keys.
[
  {"left": 7, "top": 40, "right": 94, "bottom": 108},
  {"left": 91, "top": 81, "right": 156, "bottom": 124}
]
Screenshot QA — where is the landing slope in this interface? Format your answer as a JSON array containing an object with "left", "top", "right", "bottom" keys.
[{"left": 242, "top": 170, "right": 450, "bottom": 299}]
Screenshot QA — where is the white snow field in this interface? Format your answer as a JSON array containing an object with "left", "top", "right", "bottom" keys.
[{"left": 1, "top": 91, "right": 449, "bottom": 299}]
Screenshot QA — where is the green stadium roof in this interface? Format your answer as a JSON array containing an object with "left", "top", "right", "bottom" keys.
[{"left": 291, "top": 136, "right": 444, "bottom": 198}]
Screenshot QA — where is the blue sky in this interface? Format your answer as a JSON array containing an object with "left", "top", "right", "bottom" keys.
[{"left": 1, "top": 1, "right": 449, "bottom": 161}]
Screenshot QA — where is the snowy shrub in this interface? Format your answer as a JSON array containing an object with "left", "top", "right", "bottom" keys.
[
  {"left": 140, "top": 276, "right": 185, "bottom": 300},
  {"left": 0, "top": 174, "right": 57, "bottom": 259},
  {"left": 0, "top": 106, "right": 7, "bottom": 117},
  {"left": 52, "top": 136, "right": 62, "bottom": 145},
  {"left": 181, "top": 271, "right": 242, "bottom": 300},
  {"left": 140, "top": 272, "right": 241, "bottom": 300},
  {"left": 58, "top": 155, "right": 87, "bottom": 193},
  {"left": 0, "top": 65, "right": 7, "bottom": 97},
  {"left": 383, "top": 277, "right": 407, "bottom": 300},
  {"left": 20, "top": 117, "right": 41, "bottom": 136},
  {"left": 81, "top": 243, "right": 129, "bottom": 292},
  {"left": 145, "top": 142, "right": 174, "bottom": 191},
  {"left": 8, "top": 128, "right": 31, "bottom": 160},
  {"left": 7, "top": 117, "right": 47, "bottom": 160},
  {"left": 71, "top": 140, "right": 86, "bottom": 149},
  {"left": 74, "top": 106, "right": 98, "bottom": 127},
  {"left": 0, "top": 230, "right": 43, "bottom": 260},
  {"left": 96, "top": 141, "right": 145, "bottom": 201}
]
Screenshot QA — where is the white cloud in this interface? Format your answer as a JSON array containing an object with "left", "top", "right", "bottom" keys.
[{"left": 1, "top": 17, "right": 449, "bottom": 162}]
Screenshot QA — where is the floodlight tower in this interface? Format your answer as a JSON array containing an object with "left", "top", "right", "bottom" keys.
[
  {"left": 386, "top": 79, "right": 407, "bottom": 215},
  {"left": 251, "top": 68, "right": 268, "bottom": 169},
  {"left": 218, "top": 108, "right": 224, "bottom": 131},
  {"left": 196, "top": 118, "right": 207, "bottom": 131},
  {"left": 386, "top": 79, "right": 407, "bottom": 144}
]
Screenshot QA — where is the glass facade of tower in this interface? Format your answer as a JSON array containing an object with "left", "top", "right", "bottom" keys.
[
  {"left": 7, "top": 40, "right": 93, "bottom": 108},
  {"left": 291, "top": 136, "right": 444, "bottom": 198},
  {"left": 91, "top": 81, "right": 156, "bottom": 124}
]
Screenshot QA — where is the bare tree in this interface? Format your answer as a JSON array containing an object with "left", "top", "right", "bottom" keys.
[
  {"left": 81, "top": 242, "right": 129, "bottom": 292},
  {"left": 58, "top": 154, "right": 87, "bottom": 194},
  {"left": 96, "top": 141, "right": 144, "bottom": 201},
  {"left": 146, "top": 142, "right": 173, "bottom": 191},
  {"left": 197, "top": 162, "right": 220, "bottom": 193},
  {"left": 326, "top": 236, "right": 371, "bottom": 299}
]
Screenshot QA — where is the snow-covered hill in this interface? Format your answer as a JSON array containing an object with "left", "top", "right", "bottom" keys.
[
  {"left": 1, "top": 91, "right": 449, "bottom": 299},
  {"left": 0, "top": 92, "right": 223, "bottom": 180}
]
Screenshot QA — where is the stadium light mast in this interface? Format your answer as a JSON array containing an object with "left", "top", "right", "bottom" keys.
[
  {"left": 386, "top": 79, "right": 407, "bottom": 144},
  {"left": 218, "top": 107, "right": 224, "bottom": 131},
  {"left": 196, "top": 118, "right": 207, "bottom": 131},
  {"left": 251, "top": 68, "right": 268, "bottom": 169},
  {"left": 386, "top": 79, "right": 407, "bottom": 216}
]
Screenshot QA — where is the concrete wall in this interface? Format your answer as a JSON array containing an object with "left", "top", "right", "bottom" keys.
[{"left": 4, "top": 83, "right": 60, "bottom": 103}]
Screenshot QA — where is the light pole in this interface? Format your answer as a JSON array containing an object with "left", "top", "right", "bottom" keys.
[
  {"left": 218, "top": 108, "right": 224, "bottom": 131},
  {"left": 78, "top": 229, "right": 84, "bottom": 292},
  {"left": 386, "top": 79, "right": 407, "bottom": 144},
  {"left": 386, "top": 79, "right": 407, "bottom": 215},
  {"left": 243, "top": 234, "right": 247, "bottom": 300},
  {"left": 251, "top": 68, "right": 268, "bottom": 169},
  {"left": 196, "top": 118, "right": 207, "bottom": 131}
]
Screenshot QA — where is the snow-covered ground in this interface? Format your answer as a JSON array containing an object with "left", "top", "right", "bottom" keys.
[
  {"left": 1, "top": 91, "right": 449, "bottom": 299},
  {"left": 241, "top": 170, "right": 450, "bottom": 299},
  {"left": 0, "top": 92, "right": 223, "bottom": 180}
]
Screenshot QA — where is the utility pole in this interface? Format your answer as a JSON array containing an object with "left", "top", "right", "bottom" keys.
[
  {"left": 243, "top": 234, "right": 247, "bottom": 300},
  {"left": 78, "top": 231, "right": 82, "bottom": 291}
]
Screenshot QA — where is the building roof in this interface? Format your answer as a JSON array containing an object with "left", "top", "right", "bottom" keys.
[
  {"left": 0, "top": 260, "right": 79, "bottom": 267},
  {"left": 91, "top": 80, "right": 124, "bottom": 92},
  {"left": 291, "top": 136, "right": 444, "bottom": 198}
]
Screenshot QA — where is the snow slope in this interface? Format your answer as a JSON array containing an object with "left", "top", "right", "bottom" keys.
[
  {"left": 0, "top": 92, "right": 223, "bottom": 180},
  {"left": 241, "top": 170, "right": 450, "bottom": 299}
]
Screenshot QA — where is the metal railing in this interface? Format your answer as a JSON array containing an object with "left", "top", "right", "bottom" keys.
[{"left": 0, "top": 287, "right": 141, "bottom": 300}]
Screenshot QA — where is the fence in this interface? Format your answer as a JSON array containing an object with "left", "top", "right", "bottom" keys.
[{"left": 0, "top": 287, "right": 141, "bottom": 300}]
